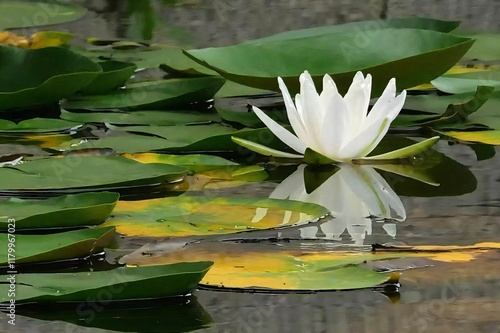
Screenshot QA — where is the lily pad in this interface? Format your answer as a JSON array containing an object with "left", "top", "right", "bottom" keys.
[
  {"left": 0, "top": 46, "right": 102, "bottom": 110},
  {"left": 122, "top": 153, "right": 239, "bottom": 172},
  {"left": 80, "top": 61, "right": 137, "bottom": 95},
  {"left": 120, "top": 242, "right": 400, "bottom": 291},
  {"left": 0, "top": 226, "right": 116, "bottom": 265},
  {"left": 0, "top": 118, "right": 82, "bottom": 133},
  {"left": 460, "top": 33, "right": 500, "bottom": 62},
  {"left": 101, "top": 196, "right": 329, "bottom": 237},
  {"left": 0, "top": 156, "right": 188, "bottom": 194},
  {"left": 251, "top": 17, "right": 461, "bottom": 42},
  {"left": 439, "top": 129, "right": 500, "bottom": 145},
  {"left": 400, "top": 89, "right": 500, "bottom": 130},
  {"left": 72, "top": 44, "right": 217, "bottom": 73},
  {"left": 64, "top": 77, "right": 225, "bottom": 110},
  {"left": 0, "top": 192, "right": 119, "bottom": 230},
  {"left": 431, "top": 70, "right": 500, "bottom": 94},
  {"left": 68, "top": 125, "right": 286, "bottom": 154},
  {"left": 61, "top": 109, "right": 221, "bottom": 125},
  {"left": 184, "top": 29, "right": 474, "bottom": 96},
  {"left": 0, "top": 1, "right": 87, "bottom": 29},
  {"left": 0, "top": 261, "right": 213, "bottom": 303}
]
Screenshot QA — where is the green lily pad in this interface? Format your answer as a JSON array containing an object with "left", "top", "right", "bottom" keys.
[
  {"left": 0, "top": 118, "right": 82, "bottom": 134},
  {"left": 122, "top": 153, "right": 239, "bottom": 172},
  {"left": 0, "top": 261, "right": 213, "bottom": 303},
  {"left": 0, "top": 46, "right": 102, "bottom": 111},
  {"left": 64, "top": 77, "right": 225, "bottom": 110},
  {"left": 216, "top": 107, "right": 283, "bottom": 128},
  {"left": 80, "top": 61, "right": 137, "bottom": 95},
  {"left": 184, "top": 29, "right": 473, "bottom": 96},
  {"left": 0, "top": 156, "right": 188, "bottom": 193},
  {"left": 61, "top": 109, "right": 221, "bottom": 125},
  {"left": 0, "top": 192, "right": 119, "bottom": 230},
  {"left": 0, "top": 226, "right": 116, "bottom": 265},
  {"left": 251, "top": 17, "right": 460, "bottom": 42},
  {"left": 0, "top": 1, "right": 87, "bottom": 29},
  {"left": 400, "top": 89, "right": 500, "bottom": 130},
  {"left": 72, "top": 44, "right": 217, "bottom": 73},
  {"left": 460, "top": 33, "right": 500, "bottom": 62},
  {"left": 431, "top": 70, "right": 500, "bottom": 94},
  {"left": 371, "top": 137, "right": 477, "bottom": 196},
  {"left": 102, "top": 196, "right": 329, "bottom": 237},
  {"left": 68, "top": 125, "right": 286, "bottom": 154}
]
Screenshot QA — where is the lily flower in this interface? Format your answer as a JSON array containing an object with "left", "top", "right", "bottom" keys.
[
  {"left": 232, "top": 71, "right": 438, "bottom": 163},
  {"left": 253, "top": 164, "right": 407, "bottom": 245}
]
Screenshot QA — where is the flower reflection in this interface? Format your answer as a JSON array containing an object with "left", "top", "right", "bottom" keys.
[{"left": 254, "top": 164, "right": 406, "bottom": 245}]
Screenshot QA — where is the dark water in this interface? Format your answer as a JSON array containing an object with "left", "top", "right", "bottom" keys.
[{"left": 2, "top": 1, "right": 500, "bottom": 332}]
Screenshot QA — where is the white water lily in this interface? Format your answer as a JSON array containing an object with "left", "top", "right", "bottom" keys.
[
  {"left": 233, "top": 71, "right": 439, "bottom": 162},
  {"left": 253, "top": 164, "right": 407, "bottom": 245}
]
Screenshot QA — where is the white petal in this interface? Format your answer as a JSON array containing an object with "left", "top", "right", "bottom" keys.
[
  {"left": 319, "top": 74, "right": 339, "bottom": 104},
  {"left": 339, "top": 116, "right": 390, "bottom": 159},
  {"left": 343, "top": 72, "right": 372, "bottom": 135},
  {"left": 278, "top": 77, "right": 308, "bottom": 141},
  {"left": 252, "top": 105, "right": 308, "bottom": 154},
  {"left": 299, "top": 71, "right": 324, "bottom": 151},
  {"left": 319, "top": 88, "right": 350, "bottom": 160},
  {"left": 342, "top": 91, "right": 406, "bottom": 158},
  {"left": 364, "top": 78, "right": 397, "bottom": 128}
]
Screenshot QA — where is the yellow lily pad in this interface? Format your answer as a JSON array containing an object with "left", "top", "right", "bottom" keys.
[{"left": 103, "top": 196, "right": 329, "bottom": 237}]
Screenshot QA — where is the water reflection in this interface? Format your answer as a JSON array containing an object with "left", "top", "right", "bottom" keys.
[
  {"left": 13, "top": 296, "right": 212, "bottom": 333},
  {"left": 256, "top": 164, "right": 408, "bottom": 245}
]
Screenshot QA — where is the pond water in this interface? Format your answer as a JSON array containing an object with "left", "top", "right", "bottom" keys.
[{"left": 1, "top": 0, "right": 500, "bottom": 332}]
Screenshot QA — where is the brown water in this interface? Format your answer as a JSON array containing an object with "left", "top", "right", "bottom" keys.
[{"left": 2, "top": 1, "right": 500, "bottom": 332}]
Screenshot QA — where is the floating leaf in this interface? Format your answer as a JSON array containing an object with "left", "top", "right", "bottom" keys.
[
  {"left": 431, "top": 70, "right": 500, "bottom": 94},
  {"left": 184, "top": 29, "right": 473, "bottom": 96},
  {"left": 61, "top": 109, "right": 220, "bottom": 125},
  {"left": 64, "top": 77, "right": 225, "bottom": 110},
  {"left": 460, "top": 33, "right": 500, "bottom": 62},
  {"left": 72, "top": 44, "right": 217, "bottom": 74},
  {"left": 400, "top": 89, "right": 500, "bottom": 130},
  {"left": 251, "top": 17, "right": 461, "bottom": 42},
  {"left": 0, "top": 261, "right": 213, "bottom": 303},
  {"left": 216, "top": 106, "right": 284, "bottom": 128},
  {"left": 120, "top": 242, "right": 401, "bottom": 291},
  {"left": 0, "top": 156, "right": 188, "bottom": 194},
  {"left": 0, "top": 226, "right": 116, "bottom": 265},
  {"left": 0, "top": 46, "right": 102, "bottom": 110},
  {"left": 0, "top": 192, "right": 119, "bottom": 230},
  {"left": 80, "top": 61, "right": 137, "bottom": 95},
  {"left": 0, "top": 118, "right": 82, "bottom": 133},
  {"left": 370, "top": 137, "right": 477, "bottom": 196},
  {"left": 439, "top": 129, "right": 500, "bottom": 145},
  {"left": 122, "top": 153, "right": 239, "bottom": 172},
  {"left": 69, "top": 125, "right": 285, "bottom": 154},
  {"left": 102, "top": 196, "right": 329, "bottom": 237},
  {"left": 0, "top": 1, "right": 87, "bottom": 29}
]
